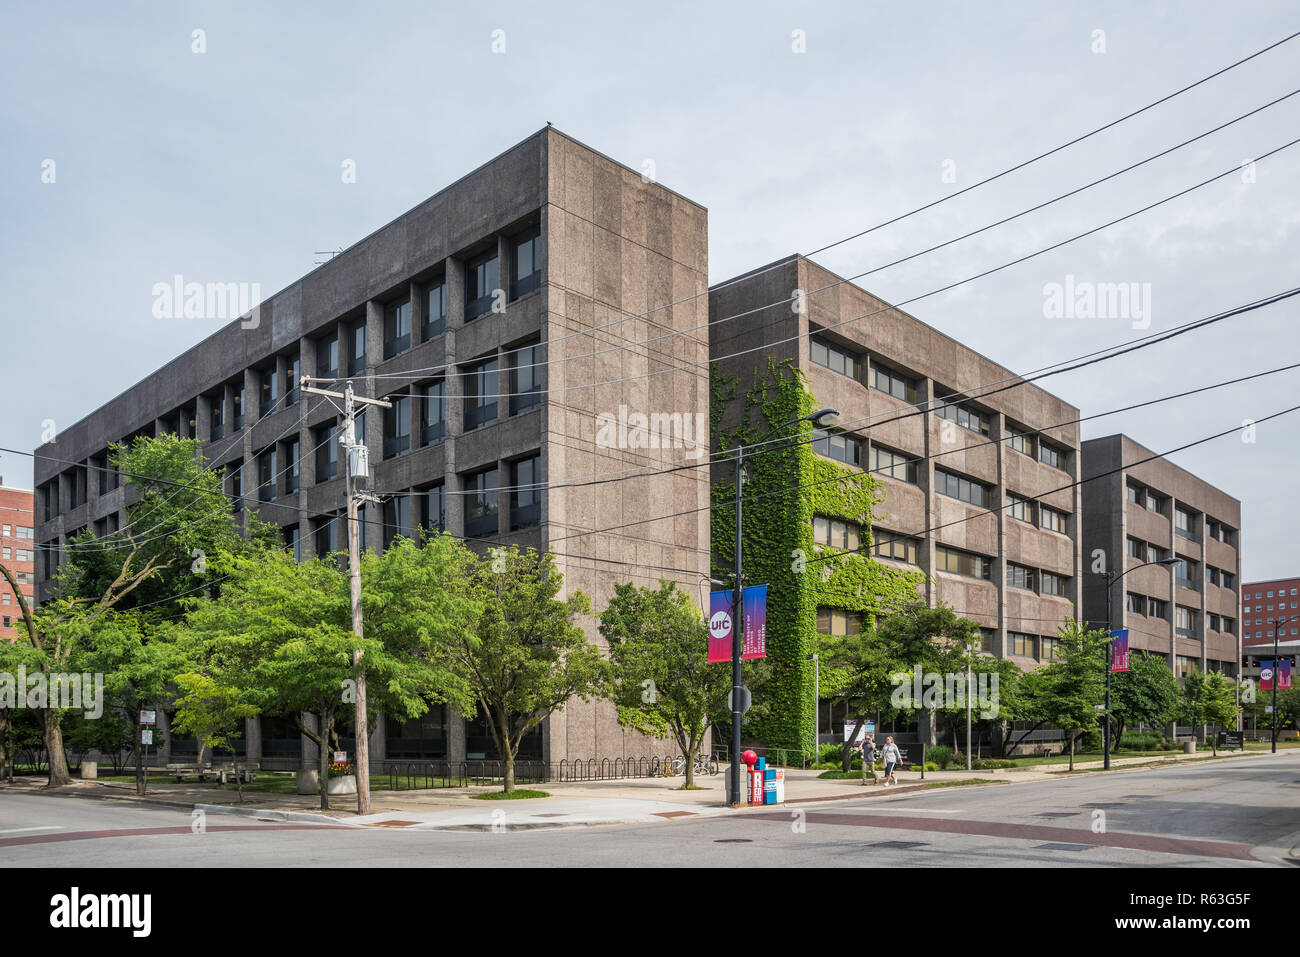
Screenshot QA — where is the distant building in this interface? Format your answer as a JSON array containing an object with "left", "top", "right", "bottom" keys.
[
  {"left": 1240, "top": 576, "right": 1300, "bottom": 684},
  {"left": 0, "top": 482, "right": 36, "bottom": 639}
]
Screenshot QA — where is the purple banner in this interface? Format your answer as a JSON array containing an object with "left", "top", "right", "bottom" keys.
[
  {"left": 1280, "top": 658, "right": 1292, "bottom": 691},
  {"left": 1110, "top": 629, "right": 1130, "bottom": 673},
  {"left": 707, "top": 586, "right": 767, "bottom": 662}
]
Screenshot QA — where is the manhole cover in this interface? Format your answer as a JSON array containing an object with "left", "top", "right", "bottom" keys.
[
  {"left": 869, "top": 840, "right": 928, "bottom": 849},
  {"left": 714, "top": 839, "right": 753, "bottom": 844},
  {"left": 1035, "top": 812, "right": 1076, "bottom": 818},
  {"left": 1036, "top": 843, "right": 1092, "bottom": 851},
  {"left": 368, "top": 819, "right": 421, "bottom": 828}
]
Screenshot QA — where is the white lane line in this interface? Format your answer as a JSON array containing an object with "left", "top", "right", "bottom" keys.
[{"left": 0, "top": 826, "right": 63, "bottom": 834}]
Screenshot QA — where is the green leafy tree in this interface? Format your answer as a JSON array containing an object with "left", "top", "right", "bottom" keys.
[
  {"left": 447, "top": 546, "right": 610, "bottom": 792},
  {"left": 818, "top": 623, "right": 900, "bottom": 771},
  {"left": 1040, "top": 619, "right": 1108, "bottom": 770},
  {"left": 601, "top": 581, "right": 728, "bottom": 788},
  {"left": 1110, "top": 651, "right": 1181, "bottom": 745},
  {"left": 171, "top": 672, "right": 259, "bottom": 800},
  {"left": 1179, "top": 669, "right": 1241, "bottom": 756}
]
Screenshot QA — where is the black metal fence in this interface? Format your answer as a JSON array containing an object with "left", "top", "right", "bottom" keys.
[{"left": 382, "top": 755, "right": 703, "bottom": 790}]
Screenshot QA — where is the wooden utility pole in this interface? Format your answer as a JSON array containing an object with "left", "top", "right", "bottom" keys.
[{"left": 301, "top": 377, "right": 390, "bottom": 816}]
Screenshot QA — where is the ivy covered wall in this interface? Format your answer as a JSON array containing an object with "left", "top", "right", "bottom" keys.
[{"left": 711, "top": 358, "right": 923, "bottom": 755}]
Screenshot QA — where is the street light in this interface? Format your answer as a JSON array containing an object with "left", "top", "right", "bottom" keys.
[
  {"left": 1101, "top": 555, "right": 1181, "bottom": 770},
  {"left": 728, "top": 406, "right": 837, "bottom": 806},
  {"left": 806, "top": 653, "right": 820, "bottom": 752},
  {"left": 1265, "top": 615, "right": 1298, "bottom": 754}
]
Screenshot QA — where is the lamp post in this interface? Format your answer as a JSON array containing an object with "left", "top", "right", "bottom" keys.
[
  {"left": 1102, "top": 556, "right": 1181, "bottom": 770},
  {"left": 965, "top": 643, "right": 973, "bottom": 771},
  {"left": 806, "top": 653, "right": 820, "bottom": 752},
  {"left": 728, "top": 406, "right": 837, "bottom": 806},
  {"left": 1265, "top": 615, "right": 1298, "bottom": 754}
]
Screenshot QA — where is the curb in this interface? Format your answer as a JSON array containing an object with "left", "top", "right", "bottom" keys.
[
  {"left": 0, "top": 782, "right": 200, "bottom": 814},
  {"left": 195, "top": 803, "right": 357, "bottom": 827}
]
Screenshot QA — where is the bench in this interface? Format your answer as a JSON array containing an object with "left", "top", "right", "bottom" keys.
[{"left": 164, "top": 763, "right": 257, "bottom": 784}]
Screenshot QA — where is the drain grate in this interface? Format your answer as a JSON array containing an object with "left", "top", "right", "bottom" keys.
[
  {"left": 869, "top": 840, "right": 928, "bottom": 849},
  {"left": 368, "top": 819, "right": 422, "bottom": 828},
  {"left": 1036, "top": 842, "right": 1092, "bottom": 851}
]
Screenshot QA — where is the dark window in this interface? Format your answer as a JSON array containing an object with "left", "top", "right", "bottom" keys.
[
  {"left": 510, "top": 342, "right": 542, "bottom": 415},
  {"left": 935, "top": 399, "right": 990, "bottom": 436},
  {"left": 284, "top": 356, "right": 301, "bottom": 406},
  {"left": 872, "top": 532, "right": 919, "bottom": 565},
  {"left": 1007, "top": 493, "right": 1035, "bottom": 524},
  {"left": 870, "top": 445, "right": 916, "bottom": 483},
  {"left": 465, "top": 467, "right": 500, "bottom": 538},
  {"left": 1007, "top": 563, "right": 1035, "bottom": 591},
  {"left": 386, "top": 705, "right": 448, "bottom": 759},
  {"left": 466, "top": 250, "right": 500, "bottom": 320},
  {"left": 421, "top": 484, "right": 446, "bottom": 536},
  {"left": 812, "top": 428, "right": 861, "bottom": 466},
  {"left": 424, "top": 280, "right": 447, "bottom": 341},
  {"left": 420, "top": 380, "right": 445, "bottom": 444},
  {"left": 227, "top": 464, "right": 243, "bottom": 512},
  {"left": 870, "top": 361, "right": 917, "bottom": 402},
  {"left": 314, "top": 515, "right": 340, "bottom": 557},
  {"left": 258, "top": 449, "right": 277, "bottom": 502},
  {"left": 383, "top": 495, "right": 414, "bottom": 546},
  {"left": 384, "top": 299, "right": 411, "bottom": 359},
  {"left": 383, "top": 395, "right": 411, "bottom": 459},
  {"left": 935, "top": 468, "right": 990, "bottom": 507},
  {"left": 317, "top": 335, "right": 339, "bottom": 380},
  {"left": 348, "top": 320, "right": 367, "bottom": 375},
  {"left": 935, "top": 545, "right": 991, "bottom": 580},
  {"left": 209, "top": 394, "right": 225, "bottom": 439},
  {"left": 816, "top": 608, "right": 863, "bottom": 636},
  {"left": 314, "top": 425, "right": 338, "bottom": 481},
  {"left": 464, "top": 358, "right": 499, "bottom": 431},
  {"left": 283, "top": 440, "right": 300, "bottom": 494},
  {"left": 284, "top": 524, "right": 301, "bottom": 561},
  {"left": 233, "top": 385, "right": 245, "bottom": 428},
  {"left": 510, "top": 225, "right": 541, "bottom": 299},
  {"left": 510, "top": 455, "right": 541, "bottom": 530},
  {"left": 810, "top": 336, "right": 861, "bottom": 380},
  {"left": 1039, "top": 441, "right": 1066, "bottom": 470},
  {"left": 1005, "top": 425, "right": 1034, "bottom": 457},
  {"left": 259, "top": 367, "right": 278, "bottom": 415},
  {"left": 813, "top": 516, "right": 861, "bottom": 551}
]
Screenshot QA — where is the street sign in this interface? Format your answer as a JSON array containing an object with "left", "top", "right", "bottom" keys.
[
  {"left": 140, "top": 729, "right": 153, "bottom": 746},
  {"left": 333, "top": 751, "right": 347, "bottom": 764},
  {"left": 139, "top": 709, "right": 156, "bottom": 725},
  {"left": 727, "top": 686, "right": 752, "bottom": 715}
]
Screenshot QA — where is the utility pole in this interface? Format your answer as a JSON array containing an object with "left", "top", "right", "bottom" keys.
[
  {"left": 1266, "top": 615, "right": 1297, "bottom": 754},
  {"left": 965, "top": 643, "right": 972, "bottom": 771},
  {"left": 301, "top": 377, "right": 390, "bottom": 815}
]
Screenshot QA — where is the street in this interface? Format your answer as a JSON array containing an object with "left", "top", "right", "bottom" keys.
[{"left": 2, "top": 752, "right": 1296, "bottom": 867}]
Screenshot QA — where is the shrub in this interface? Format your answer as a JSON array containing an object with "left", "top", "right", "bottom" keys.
[
  {"left": 927, "top": 745, "right": 954, "bottom": 769},
  {"left": 973, "top": 759, "right": 1015, "bottom": 770},
  {"left": 1120, "top": 731, "right": 1164, "bottom": 752}
]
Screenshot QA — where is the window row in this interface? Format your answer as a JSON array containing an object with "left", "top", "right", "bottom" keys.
[{"left": 1007, "top": 493, "right": 1069, "bottom": 534}]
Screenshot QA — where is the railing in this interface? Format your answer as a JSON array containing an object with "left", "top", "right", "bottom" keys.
[
  {"left": 709, "top": 744, "right": 812, "bottom": 769},
  {"left": 382, "top": 755, "right": 693, "bottom": 790}
]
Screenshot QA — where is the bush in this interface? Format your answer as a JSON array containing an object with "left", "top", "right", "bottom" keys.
[
  {"left": 1080, "top": 731, "right": 1102, "bottom": 752},
  {"left": 927, "top": 745, "right": 954, "bottom": 769},
  {"left": 1119, "top": 731, "right": 1164, "bottom": 752},
  {"left": 816, "top": 743, "right": 861, "bottom": 769},
  {"left": 973, "top": 759, "right": 1015, "bottom": 770}
]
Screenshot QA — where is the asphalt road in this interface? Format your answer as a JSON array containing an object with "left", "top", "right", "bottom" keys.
[{"left": 2, "top": 751, "right": 1297, "bottom": 867}]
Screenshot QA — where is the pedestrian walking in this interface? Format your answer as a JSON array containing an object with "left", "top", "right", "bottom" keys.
[
  {"left": 881, "top": 736, "right": 902, "bottom": 786},
  {"left": 861, "top": 734, "right": 879, "bottom": 785}
]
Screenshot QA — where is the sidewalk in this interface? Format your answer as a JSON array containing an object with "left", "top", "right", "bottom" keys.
[{"left": 0, "top": 747, "right": 1265, "bottom": 830}]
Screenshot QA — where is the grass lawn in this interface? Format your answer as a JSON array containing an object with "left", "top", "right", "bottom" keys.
[
  {"left": 471, "top": 788, "right": 549, "bottom": 800},
  {"left": 923, "top": 778, "right": 1008, "bottom": 788}
]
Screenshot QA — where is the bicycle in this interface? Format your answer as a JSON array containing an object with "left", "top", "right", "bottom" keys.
[{"left": 670, "top": 753, "right": 719, "bottom": 776}]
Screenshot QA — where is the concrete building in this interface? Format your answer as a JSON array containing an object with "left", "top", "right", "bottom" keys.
[
  {"left": 710, "top": 254, "right": 1086, "bottom": 741},
  {"left": 1081, "top": 434, "right": 1242, "bottom": 679},
  {"left": 0, "top": 483, "right": 36, "bottom": 639},
  {"left": 32, "top": 127, "right": 711, "bottom": 767}
]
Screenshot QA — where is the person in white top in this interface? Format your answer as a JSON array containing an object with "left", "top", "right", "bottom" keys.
[{"left": 881, "top": 736, "right": 902, "bottom": 786}]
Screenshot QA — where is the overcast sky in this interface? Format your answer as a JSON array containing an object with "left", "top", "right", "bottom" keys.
[{"left": 1, "top": 1, "right": 1297, "bottom": 580}]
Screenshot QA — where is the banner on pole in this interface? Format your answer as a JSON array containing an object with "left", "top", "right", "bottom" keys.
[
  {"left": 1110, "top": 629, "right": 1130, "bottom": 673},
  {"left": 708, "top": 586, "right": 768, "bottom": 662},
  {"left": 1279, "top": 658, "right": 1292, "bottom": 691},
  {"left": 1261, "top": 660, "right": 1275, "bottom": 691}
]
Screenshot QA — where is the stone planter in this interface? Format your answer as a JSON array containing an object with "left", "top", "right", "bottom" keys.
[
  {"left": 296, "top": 769, "right": 320, "bottom": 794},
  {"left": 80, "top": 761, "right": 98, "bottom": 780},
  {"left": 326, "top": 774, "right": 357, "bottom": 796}
]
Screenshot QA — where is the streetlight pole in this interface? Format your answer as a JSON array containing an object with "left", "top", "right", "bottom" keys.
[
  {"left": 965, "top": 643, "right": 972, "bottom": 771},
  {"left": 1266, "top": 615, "right": 1297, "bottom": 754},
  {"left": 1102, "top": 556, "right": 1181, "bottom": 770},
  {"left": 727, "top": 407, "right": 837, "bottom": 806}
]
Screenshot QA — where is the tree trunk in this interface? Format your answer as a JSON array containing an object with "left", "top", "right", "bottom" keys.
[
  {"left": 1068, "top": 731, "right": 1075, "bottom": 772},
  {"left": 318, "top": 713, "right": 332, "bottom": 811},
  {"left": 684, "top": 740, "right": 696, "bottom": 789},
  {"left": 135, "top": 734, "right": 145, "bottom": 796},
  {"left": 43, "top": 709, "right": 71, "bottom": 787},
  {"left": 503, "top": 750, "right": 515, "bottom": 793}
]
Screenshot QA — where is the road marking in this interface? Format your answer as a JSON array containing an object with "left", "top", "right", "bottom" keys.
[
  {"left": 855, "top": 807, "right": 961, "bottom": 814},
  {"left": 0, "top": 826, "right": 62, "bottom": 835}
]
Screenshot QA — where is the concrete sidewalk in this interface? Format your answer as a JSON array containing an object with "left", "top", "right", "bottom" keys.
[{"left": 0, "top": 747, "right": 1266, "bottom": 830}]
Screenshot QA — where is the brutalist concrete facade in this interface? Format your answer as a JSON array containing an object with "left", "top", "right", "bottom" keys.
[
  {"left": 710, "top": 255, "right": 1085, "bottom": 676},
  {"left": 1081, "top": 434, "right": 1242, "bottom": 677},
  {"left": 32, "top": 127, "right": 711, "bottom": 766}
]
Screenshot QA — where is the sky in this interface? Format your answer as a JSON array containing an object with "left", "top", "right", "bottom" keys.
[{"left": 1, "top": 1, "right": 1297, "bottom": 580}]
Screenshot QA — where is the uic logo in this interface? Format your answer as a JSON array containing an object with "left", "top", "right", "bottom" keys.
[{"left": 709, "top": 610, "right": 732, "bottom": 641}]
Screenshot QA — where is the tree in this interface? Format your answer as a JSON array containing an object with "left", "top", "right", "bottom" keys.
[
  {"left": 170, "top": 672, "right": 259, "bottom": 801},
  {"left": 1180, "top": 669, "right": 1240, "bottom": 756},
  {"left": 817, "top": 623, "right": 900, "bottom": 771},
  {"left": 601, "top": 581, "right": 728, "bottom": 788},
  {"left": 1040, "top": 619, "right": 1108, "bottom": 770},
  {"left": 447, "top": 546, "right": 610, "bottom": 793},
  {"left": 1110, "top": 651, "right": 1181, "bottom": 745}
]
